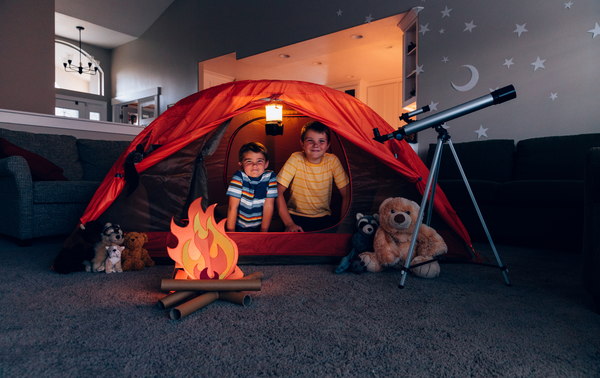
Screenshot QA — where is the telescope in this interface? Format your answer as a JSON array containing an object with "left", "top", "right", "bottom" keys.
[{"left": 373, "top": 85, "right": 516, "bottom": 143}]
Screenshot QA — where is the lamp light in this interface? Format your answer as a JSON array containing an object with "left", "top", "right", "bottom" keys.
[
  {"left": 63, "top": 26, "right": 99, "bottom": 75},
  {"left": 265, "top": 104, "right": 284, "bottom": 136}
]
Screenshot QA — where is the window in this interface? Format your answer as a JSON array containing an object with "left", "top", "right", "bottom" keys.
[
  {"left": 112, "top": 88, "right": 160, "bottom": 126},
  {"left": 55, "top": 96, "right": 107, "bottom": 121}
]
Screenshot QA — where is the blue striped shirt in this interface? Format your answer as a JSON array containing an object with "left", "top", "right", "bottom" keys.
[{"left": 226, "top": 170, "right": 278, "bottom": 231}]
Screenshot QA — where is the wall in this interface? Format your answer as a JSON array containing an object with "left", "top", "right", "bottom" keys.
[
  {"left": 415, "top": 0, "right": 600, "bottom": 156},
  {"left": 111, "top": 0, "right": 600, "bottom": 159},
  {"left": 0, "top": 0, "right": 55, "bottom": 114}
]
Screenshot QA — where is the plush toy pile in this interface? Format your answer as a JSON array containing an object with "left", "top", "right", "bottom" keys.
[
  {"left": 356, "top": 197, "right": 447, "bottom": 278},
  {"left": 90, "top": 223, "right": 124, "bottom": 272}
]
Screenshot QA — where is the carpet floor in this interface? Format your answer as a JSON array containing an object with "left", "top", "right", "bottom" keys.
[{"left": 0, "top": 235, "right": 599, "bottom": 377}]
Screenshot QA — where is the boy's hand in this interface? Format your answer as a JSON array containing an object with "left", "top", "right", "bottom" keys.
[{"left": 285, "top": 223, "right": 304, "bottom": 232}]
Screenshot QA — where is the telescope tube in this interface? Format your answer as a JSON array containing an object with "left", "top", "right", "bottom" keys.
[{"left": 399, "top": 85, "right": 516, "bottom": 137}]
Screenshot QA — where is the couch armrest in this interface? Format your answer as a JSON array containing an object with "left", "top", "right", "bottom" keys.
[
  {"left": 583, "top": 147, "right": 600, "bottom": 310},
  {"left": 0, "top": 156, "right": 34, "bottom": 240}
]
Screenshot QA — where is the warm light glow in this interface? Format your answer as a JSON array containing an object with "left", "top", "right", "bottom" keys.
[
  {"left": 168, "top": 198, "right": 238, "bottom": 280},
  {"left": 266, "top": 104, "right": 283, "bottom": 122},
  {"left": 403, "top": 102, "right": 417, "bottom": 112}
]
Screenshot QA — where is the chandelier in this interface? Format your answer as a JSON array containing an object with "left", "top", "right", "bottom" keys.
[{"left": 63, "top": 26, "right": 98, "bottom": 75}]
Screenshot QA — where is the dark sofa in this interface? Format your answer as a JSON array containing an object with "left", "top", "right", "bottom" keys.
[
  {"left": 0, "top": 127, "right": 131, "bottom": 245},
  {"left": 426, "top": 133, "right": 600, "bottom": 250},
  {"left": 583, "top": 147, "right": 600, "bottom": 313}
]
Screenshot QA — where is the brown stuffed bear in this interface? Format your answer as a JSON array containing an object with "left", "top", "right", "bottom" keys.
[
  {"left": 357, "top": 197, "right": 447, "bottom": 278},
  {"left": 121, "top": 232, "right": 155, "bottom": 271}
]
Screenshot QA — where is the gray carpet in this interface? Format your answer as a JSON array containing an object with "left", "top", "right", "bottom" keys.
[{"left": 0, "top": 235, "right": 599, "bottom": 377}]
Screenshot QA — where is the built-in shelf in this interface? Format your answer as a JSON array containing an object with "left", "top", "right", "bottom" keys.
[{"left": 398, "top": 8, "right": 420, "bottom": 111}]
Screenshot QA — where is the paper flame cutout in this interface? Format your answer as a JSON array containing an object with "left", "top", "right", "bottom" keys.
[{"left": 168, "top": 198, "right": 238, "bottom": 280}]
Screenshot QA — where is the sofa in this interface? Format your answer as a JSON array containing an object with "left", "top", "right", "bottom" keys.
[
  {"left": 426, "top": 133, "right": 600, "bottom": 251},
  {"left": 0, "top": 127, "right": 131, "bottom": 245},
  {"left": 583, "top": 147, "right": 600, "bottom": 313}
]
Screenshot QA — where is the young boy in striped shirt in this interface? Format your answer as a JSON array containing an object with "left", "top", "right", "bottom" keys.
[
  {"left": 276, "top": 121, "right": 350, "bottom": 232},
  {"left": 226, "top": 142, "right": 278, "bottom": 232}
]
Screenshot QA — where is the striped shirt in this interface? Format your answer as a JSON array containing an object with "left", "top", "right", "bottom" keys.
[
  {"left": 276, "top": 152, "right": 349, "bottom": 218},
  {"left": 226, "top": 170, "right": 278, "bottom": 230}
]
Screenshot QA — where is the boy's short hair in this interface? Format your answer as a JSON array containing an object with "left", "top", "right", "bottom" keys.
[
  {"left": 300, "top": 121, "right": 330, "bottom": 143},
  {"left": 238, "top": 142, "right": 269, "bottom": 162}
]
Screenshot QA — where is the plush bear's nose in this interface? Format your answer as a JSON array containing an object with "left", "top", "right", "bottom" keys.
[
  {"left": 115, "top": 234, "right": 121, "bottom": 240},
  {"left": 394, "top": 213, "right": 407, "bottom": 224}
]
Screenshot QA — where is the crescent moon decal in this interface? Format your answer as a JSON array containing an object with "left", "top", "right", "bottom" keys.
[{"left": 451, "top": 65, "right": 479, "bottom": 92}]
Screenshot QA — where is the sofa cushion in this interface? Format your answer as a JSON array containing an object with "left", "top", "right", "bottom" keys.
[
  {"left": 514, "top": 133, "right": 600, "bottom": 181},
  {"left": 77, "top": 139, "right": 131, "bottom": 181},
  {"left": 33, "top": 181, "right": 102, "bottom": 204},
  {"left": 427, "top": 139, "right": 515, "bottom": 183},
  {"left": 496, "top": 180, "right": 584, "bottom": 208},
  {"left": 437, "top": 179, "right": 500, "bottom": 206},
  {"left": 0, "top": 138, "right": 68, "bottom": 181},
  {"left": 0, "top": 128, "right": 83, "bottom": 181}
]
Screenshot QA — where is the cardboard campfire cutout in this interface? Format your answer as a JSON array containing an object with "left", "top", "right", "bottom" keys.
[{"left": 168, "top": 197, "right": 242, "bottom": 280}]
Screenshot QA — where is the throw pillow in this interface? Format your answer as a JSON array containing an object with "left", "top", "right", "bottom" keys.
[{"left": 0, "top": 138, "right": 69, "bottom": 181}]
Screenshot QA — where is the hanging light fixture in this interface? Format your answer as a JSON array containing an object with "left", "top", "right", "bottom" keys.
[
  {"left": 265, "top": 103, "right": 284, "bottom": 136},
  {"left": 63, "top": 26, "right": 98, "bottom": 75}
]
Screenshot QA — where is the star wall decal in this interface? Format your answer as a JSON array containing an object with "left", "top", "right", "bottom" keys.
[
  {"left": 442, "top": 56, "right": 449, "bottom": 63},
  {"left": 475, "top": 125, "right": 488, "bottom": 139},
  {"left": 439, "top": 28, "right": 445, "bottom": 34},
  {"left": 514, "top": 23, "right": 528, "bottom": 37},
  {"left": 441, "top": 122, "right": 450, "bottom": 129},
  {"left": 365, "top": 14, "right": 374, "bottom": 24},
  {"left": 337, "top": 9, "right": 342, "bottom": 16},
  {"left": 564, "top": 2, "right": 574, "bottom": 9},
  {"left": 464, "top": 21, "right": 477, "bottom": 32},
  {"left": 416, "top": 65, "right": 424, "bottom": 75},
  {"left": 441, "top": 6, "right": 452, "bottom": 18},
  {"left": 429, "top": 101, "right": 439, "bottom": 111},
  {"left": 489, "top": 87, "right": 500, "bottom": 92},
  {"left": 503, "top": 58, "right": 514, "bottom": 69},
  {"left": 413, "top": 6, "right": 424, "bottom": 15},
  {"left": 550, "top": 93, "right": 558, "bottom": 100},
  {"left": 419, "top": 23, "right": 430, "bottom": 35},
  {"left": 588, "top": 23, "right": 600, "bottom": 38},
  {"left": 531, "top": 56, "right": 546, "bottom": 71}
]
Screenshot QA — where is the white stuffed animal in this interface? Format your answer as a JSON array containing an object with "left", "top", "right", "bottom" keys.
[{"left": 104, "top": 245, "right": 124, "bottom": 274}]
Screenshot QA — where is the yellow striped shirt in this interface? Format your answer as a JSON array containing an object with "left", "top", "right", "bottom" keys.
[{"left": 276, "top": 152, "right": 349, "bottom": 217}]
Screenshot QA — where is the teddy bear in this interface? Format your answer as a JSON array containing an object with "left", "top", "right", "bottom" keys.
[
  {"left": 357, "top": 197, "right": 447, "bottom": 278},
  {"left": 90, "top": 223, "right": 124, "bottom": 272},
  {"left": 104, "top": 245, "right": 124, "bottom": 274},
  {"left": 51, "top": 220, "right": 104, "bottom": 274},
  {"left": 121, "top": 232, "right": 155, "bottom": 271},
  {"left": 335, "top": 213, "right": 379, "bottom": 274}
]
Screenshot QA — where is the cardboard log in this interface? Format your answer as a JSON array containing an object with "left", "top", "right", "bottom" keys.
[
  {"left": 161, "top": 278, "right": 261, "bottom": 292},
  {"left": 158, "top": 290, "right": 197, "bottom": 309},
  {"left": 170, "top": 292, "right": 219, "bottom": 320}
]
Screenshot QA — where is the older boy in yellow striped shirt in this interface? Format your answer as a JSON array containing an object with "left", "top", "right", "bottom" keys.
[{"left": 276, "top": 121, "right": 349, "bottom": 232}]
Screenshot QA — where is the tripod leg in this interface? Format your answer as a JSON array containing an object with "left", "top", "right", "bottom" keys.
[
  {"left": 447, "top": 140, "right": 510, "bottom": 286},
  {"left": 399, "top": 137, "right": 444, "bottom": 288}
]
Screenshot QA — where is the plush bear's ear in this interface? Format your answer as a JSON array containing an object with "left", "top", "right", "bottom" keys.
[
  {"left": 355, "top": 213, "right": 364, "bottom": 220},
  {"left": 105, "top": 246, "right": 110, "bottom": 250},
  {"left": 143, "top": 233, "right": 148, "bottom": 243},
  {"left": 373, "top": 214, "right": 379, "bottom": 221},
  {"left": 380, "top": 198, "right": 393, "bottom": 209}
]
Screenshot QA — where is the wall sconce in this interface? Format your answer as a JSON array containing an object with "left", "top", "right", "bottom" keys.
[{"left": 265, "top": 104, "right": 283, "bottom": 136}]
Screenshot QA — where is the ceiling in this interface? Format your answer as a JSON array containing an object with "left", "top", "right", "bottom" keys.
[
  {"left": 55, "top": 0, "right": 176, "bottom": 49},
  {"left": 54, "top": 2, "right": 405, "bottom": 88}
]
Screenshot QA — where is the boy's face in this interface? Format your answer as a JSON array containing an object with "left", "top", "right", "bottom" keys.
[
  {"left": 301, "top": 130, "right": 330, "bottom": 163},
  {"left": 239, "top": 151, "right": 268, "bottom": 178}
]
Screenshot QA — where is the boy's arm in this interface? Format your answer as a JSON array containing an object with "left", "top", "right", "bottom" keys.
[
  {"left": 226, "top": 196, "right": 241, "bottom": 232},
  {"left": 339, "top": 183, "right": 350, "bottom": 217},
  {"left": 276, "top": 183, "right": 304, "bottom": 232},
  {"left": 260, "top": 197, "right": 275, "bottom": 232}
]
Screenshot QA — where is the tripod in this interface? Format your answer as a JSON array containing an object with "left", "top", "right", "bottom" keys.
[{"left": 398, "top": 124, "right": 510, "bottom": 288}]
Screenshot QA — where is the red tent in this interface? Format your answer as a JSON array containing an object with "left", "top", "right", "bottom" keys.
[{"left": 80, "top": 80, "right": 473, "bottom": 261}]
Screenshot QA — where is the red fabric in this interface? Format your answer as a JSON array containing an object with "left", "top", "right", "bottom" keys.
[
  {"left": 144, "top": 231, "right": 352, "bottom": 259},
  {"left": 80, "top": 80, "right": 471, "bottom": 248},
  {"left": 0, "top": 138, "right": 68, "bottom": 181}
]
